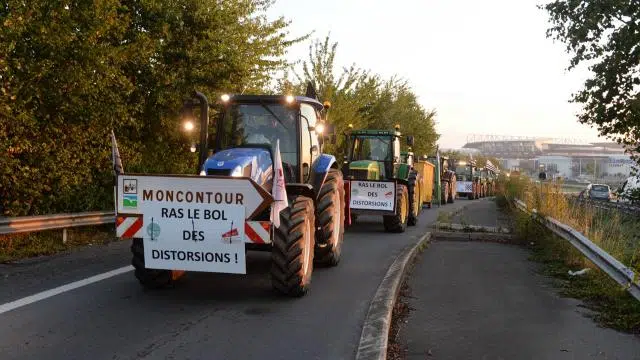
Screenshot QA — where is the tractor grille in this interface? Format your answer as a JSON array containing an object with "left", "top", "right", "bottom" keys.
[
  {"left": 206, "top": 169, "right": 230, "bottom": 176},
  {"left": 349, "top": 169, "right": 369, "bottom": 180}
]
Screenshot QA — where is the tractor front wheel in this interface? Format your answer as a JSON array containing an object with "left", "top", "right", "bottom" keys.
[
  {"left": 314, "top": 169, "right": 345, "bottom": 267},
  {"left": 131, "top": 238, "right": 174, "bottom": 289},
  {"left": 271, "top": 196, "right": 315, "bottom": 297},
  {"left": 384, "top": 184, "right": 409, "bottom": 233}
]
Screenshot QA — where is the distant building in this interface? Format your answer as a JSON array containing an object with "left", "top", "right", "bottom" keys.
[{"left": 462, "top": 135, "right": 635, "bottom": 181}]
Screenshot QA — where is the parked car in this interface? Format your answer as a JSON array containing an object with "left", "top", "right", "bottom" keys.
[{"left": 586, "top": 183, "right": 612, "bottom": 201}]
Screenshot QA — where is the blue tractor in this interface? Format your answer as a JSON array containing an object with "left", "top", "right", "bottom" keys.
[{"left": 131, "top": 86, "right": 346, "bottom": 297}]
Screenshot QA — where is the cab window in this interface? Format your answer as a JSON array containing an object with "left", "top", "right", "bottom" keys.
[{"left": 300, "top": 104, "right": 319, "bottom": 180}]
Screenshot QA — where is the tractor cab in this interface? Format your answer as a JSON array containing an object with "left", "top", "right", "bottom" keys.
[
  {"left": 198, "top": 94, "right": 333, "bottom": 187},
  {"left": 345, "top": 125, "right": 414, "bottom": 180},
  {"left": 454, "top": 159, "right": 476, "bottom": 182}
]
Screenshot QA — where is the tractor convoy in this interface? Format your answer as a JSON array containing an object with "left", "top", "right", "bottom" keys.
[{"left": 110, "top": 85, "right": 500, "bottom": 298}]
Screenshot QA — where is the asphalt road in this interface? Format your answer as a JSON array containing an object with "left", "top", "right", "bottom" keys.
[
  {"left": 400, "top": 201, "right": 640, "bottom": 359},
  {"left": 0, "top": 200, "right": 469, "bottom": 360}
]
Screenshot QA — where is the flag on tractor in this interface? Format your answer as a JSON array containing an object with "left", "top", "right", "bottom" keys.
[
  {"left": 270, "top": 139, "right": 288, "bottom": 228},
  {"left": 111, "top": 130, "right": 124, "bottom": 176}
]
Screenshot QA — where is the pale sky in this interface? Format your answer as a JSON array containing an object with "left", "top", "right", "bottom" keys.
[{"left": 266, "top": 0, "right": 608, "bottom": 149}]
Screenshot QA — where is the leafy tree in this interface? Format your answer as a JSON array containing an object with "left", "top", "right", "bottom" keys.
[
  {"left": 540, "top": 0, "right": 640, "bottom": 165},
  {"left": 0, "top": 0, "right": 299, "bottom": 216},
  {"left": 282, "top": 35, "right": 439, "bottom": 160}
]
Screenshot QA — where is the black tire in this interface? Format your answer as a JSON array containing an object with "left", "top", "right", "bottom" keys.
[
  {"left": 408, "top": 171, "right": 420, "bottom": 226},
  {"left": 448, "top": 186, "right": 455, "bottom": 204},
  {"left": 441, "top": 182, "right": 449, "bottom": 205},
  {"left": 383, "top": 184, "right": 408, "bottom": 233},
  {"left": 271, "top": 196, "right": 315, "bottom": 297},
  {"left": 314, "top": 169, "right": 345, "bottom": 267},
  {"left": 131, "top": 238, "right": 173, "bottom": 289}
]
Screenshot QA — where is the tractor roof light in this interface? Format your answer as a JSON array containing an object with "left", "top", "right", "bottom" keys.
[
  {"left": 285, "top": 95, "right": 295, "bottom": 104},
  {"left": 315, "top": 123, "right": 325, "bottom": 134},
  {"left": 183, "top": 120, "right": 195, "bottom": 132},
  {"left": 220, "top": 94, "right": 230, "bottom": 102},
  {"left": 458, "top": 160, "right": 467, "bottom": 166}
]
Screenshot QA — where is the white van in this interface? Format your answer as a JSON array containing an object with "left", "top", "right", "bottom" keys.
[{"left": 616, "top": 176, "right": 640, "bottom": 204}]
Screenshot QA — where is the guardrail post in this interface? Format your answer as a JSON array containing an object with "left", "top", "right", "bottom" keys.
[{"left": 63, "top": 228, "right": 68, "bottom": 244}]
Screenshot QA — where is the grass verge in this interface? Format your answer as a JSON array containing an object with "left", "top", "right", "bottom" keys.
[
  {"left": 0, "top": 225, "right": 116, "bottom": 263},
  {"left": 506, "top": 202, "right": 640, "bottom": 333}
]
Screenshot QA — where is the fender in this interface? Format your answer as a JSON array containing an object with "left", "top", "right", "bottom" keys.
[
  {"left": 309, "top": 154, "right": 337, "bottom": 199},
  {"left": 396, "top": 178, "right": 409, "bottom": 188},
  {"left": 286, "top": 183, "right": 315, "bottom": 201},
  {"left": 396, "top": 163, "right": 412, "bottom": 181}
]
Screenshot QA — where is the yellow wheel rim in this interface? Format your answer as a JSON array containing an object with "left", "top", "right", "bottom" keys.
[{"left": 401, "top": 191, "right": 408, "bottom": 222}]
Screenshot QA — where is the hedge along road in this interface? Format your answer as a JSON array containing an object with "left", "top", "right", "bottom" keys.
[{"left": 0, "top": 200, "right": 470, "bottom": 360}]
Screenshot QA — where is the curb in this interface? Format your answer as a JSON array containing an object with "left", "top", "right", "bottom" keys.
[{"left": 355, "top": 232, "right": 431, "bottom": 360}]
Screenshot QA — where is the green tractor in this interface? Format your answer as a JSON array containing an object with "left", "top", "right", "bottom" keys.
[{"left": 342, "top": 125, "right": 420, "bottom": 232}]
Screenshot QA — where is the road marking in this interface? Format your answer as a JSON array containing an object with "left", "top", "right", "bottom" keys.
[{"left": 0, "top": 265, "right": 133, "bottom": 315}]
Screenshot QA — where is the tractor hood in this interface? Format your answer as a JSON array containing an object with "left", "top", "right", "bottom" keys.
[
  {"left": 348, "top": 160, "right": 382, "bottom": 180},
  {"left": 201, "top": 147, "right": 273, "bottom": 187}
]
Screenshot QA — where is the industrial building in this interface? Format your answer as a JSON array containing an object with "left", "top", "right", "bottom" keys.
[{"left": 462, "top": 135, "right": 635, "bottom": 183}]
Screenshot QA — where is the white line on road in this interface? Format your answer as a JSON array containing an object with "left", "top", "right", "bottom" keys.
[{"left": 0, "top": 265, "right": 133, "bottom": 315}]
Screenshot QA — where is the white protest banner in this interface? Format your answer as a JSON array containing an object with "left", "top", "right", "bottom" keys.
[
  {"left": 142, "top": 203, "right": 246, "bottom": 274},
  {"left": 115, "top": 175, "right": 273, "bottom": 274},
  {"left": 349, "top": 180, "right": 396, "bottom": 212},
  {"left": 117, "top": 174, "right": 272, "bottom": 220}
]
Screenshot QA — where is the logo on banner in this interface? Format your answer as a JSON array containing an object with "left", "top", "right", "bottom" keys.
[
  {"left": 147, "top": 222, "right": 161, "bottom": 240},
  {"left": 384, "top": 191, "right": 393, "bottom": 199},
  {"left": 221, "top": 226, "right": 240, "bottom": 243},
  {"left": 123, "top": 179, "right": 138, "bottom": 208}
]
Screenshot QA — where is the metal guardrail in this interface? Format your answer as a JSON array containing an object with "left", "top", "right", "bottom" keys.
[
  {"left": 514, "top": 198, "right": 639, "bottom": 302},
  {"left": 0, "top": 211, "right": 115, "bottom": 243}
]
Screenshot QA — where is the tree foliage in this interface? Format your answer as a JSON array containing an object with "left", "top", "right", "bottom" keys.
[
  {"left": 0, "top": 0, "right": 299, "bottom": 216},
  {"left": 280, "top": 36, "right": 439, "bottom": 159},
  {"left": 540, "top": 0, "right": 640, "bottom": 164}
]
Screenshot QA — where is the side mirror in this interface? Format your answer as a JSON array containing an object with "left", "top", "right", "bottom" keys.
[{"left": 406, "top": 135, "right": 415, "bottom": 147}]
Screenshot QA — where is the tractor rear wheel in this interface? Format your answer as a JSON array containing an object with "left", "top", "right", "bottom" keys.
[
  {"left": 131, "top": 238, "right": 174, "bottom": 289},
  {"left": 448, "top": 185, "right": 455, "bottom": 203},
  {"left": 442, "top": 182, "right": 449, "bottom": 205},
  {"left": 314, "top": 169, "right": 345, "bottom": 267},
  {"left": 408, "top": 171, "right": 420, "bottom": 226},
  {"left": 384, "top": 184, "right": 409, "bottom": 233},
  {"left": 271, "top": 196, "right": 315, "bottom": 297}
]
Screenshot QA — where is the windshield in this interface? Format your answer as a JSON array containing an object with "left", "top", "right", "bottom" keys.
[
  {"left": 219, "top": 103, "right": 298, "bottom": 166},
  {"left": 352, "top": 135, "right": 392, "bottom": 161},
  {"left": 455, "top": 165, "right": 471, "bottom": 181},
  {"left": 591, "top": 185, "right": 609, "bottom": 192}
]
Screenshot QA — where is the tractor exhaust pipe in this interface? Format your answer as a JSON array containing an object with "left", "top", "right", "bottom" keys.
[{"left": 190, "top": 91, "right": 209, "bottom": 172}]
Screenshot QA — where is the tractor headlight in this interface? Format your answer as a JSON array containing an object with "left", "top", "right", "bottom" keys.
[
  {"left": 199, "top": 170, "right": 206, "bottom": 176},
  {"left": 230, "top": 166, "right": 243, "bottom": 177}
]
